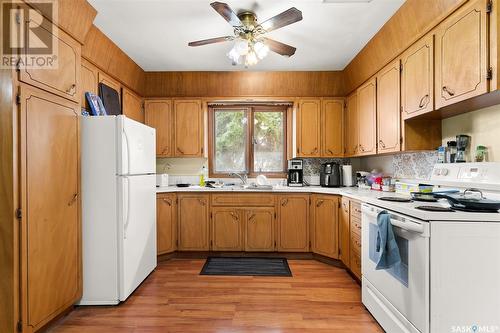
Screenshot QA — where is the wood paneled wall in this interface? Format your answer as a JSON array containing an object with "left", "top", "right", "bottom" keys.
[
  {"left": 145, "top": 71, "right": 344, "bottom": 97},
  {"left": 82, "top": 26, "right": 146, "bottom": 95},
  {"left": 343, "top": 0, "right": 468, "bottom": 94}
]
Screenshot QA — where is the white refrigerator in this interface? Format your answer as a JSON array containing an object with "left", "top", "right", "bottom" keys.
[{"left": 79, "top": 115, "right": 157, "bottom": 305}]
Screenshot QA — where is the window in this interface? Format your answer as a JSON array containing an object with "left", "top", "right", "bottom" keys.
[{"left": 209, "top": 105, "right": 287, "bottom": 177}]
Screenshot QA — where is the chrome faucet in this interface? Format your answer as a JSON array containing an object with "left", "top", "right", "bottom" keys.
[{"left": 229, "top": 172, "right": 248, "bottom": 185}]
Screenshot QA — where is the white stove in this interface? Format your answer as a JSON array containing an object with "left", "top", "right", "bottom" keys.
[{"left": 361, "top": 163, "right": 500, "bottom": 333}]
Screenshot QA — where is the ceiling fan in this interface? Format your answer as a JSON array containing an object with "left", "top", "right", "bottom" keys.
[{"left": 188, "top": 2, "right": 303, "bottom": 67}]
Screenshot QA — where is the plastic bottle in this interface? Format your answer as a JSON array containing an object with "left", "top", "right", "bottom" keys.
[{"left": 199, "top": 166, "right": 206, "bottom": 187}]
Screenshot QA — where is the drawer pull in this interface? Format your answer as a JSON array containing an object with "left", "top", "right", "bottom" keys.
[
  {"left": 327, "top": 149, "right": 334, "bottom": 155},
  {"left": 68, "top": 193, "right": 78, "bottom": 206},
  {"left": 316, "top": 200, "right": 324, "bottom": 207},
  {"left": 197, "top": 198, "right": 206, "bottom": 206},
  {"left": 230, "top": 212, "right": 239, "bottom": 221},
  {"left": 378, "top": 140, "right": 386, "bottom": 149},
  {"left": 248, "top": 213, "right": 256, "bottom": 221},
  {"left": 162, "top": 198, "right": 172, "bottom": 206},
  {"left": 281, "top": 198, "right": 289, "bottom": 207},
  {"left": 442, "top": 86, "right": 455, "bottom": 96},
  {"left": 418, "top": 94, "right": 429, "bottom": 108},
  {"left": 66, "top": 84, "right": 76, "bottom": 94}
]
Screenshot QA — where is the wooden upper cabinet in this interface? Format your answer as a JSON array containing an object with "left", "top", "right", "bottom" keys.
[
  {"left": 245, "top": 208, "right": 275, "bottom": 252},
  {"left": 122, "top": 88, "right": 144, "bottom": 123},
  {"left": 98, "top": 71, "right": 121, "bottom": 103},
  {"left": 19, "top": 21, "right": 81, "bottom": 103},
  {"left": 20, "top": 85, "right": 81, "bottom": 331},
  {"left": 435, "top": 0, "right": 488, "bottom": 109},
  {"left": 345, "top": 92, "right": 359, "bottom": 157},
  {"left": 357, "top": 78, "right": 377, "bottom": 155},
  {"left": 321, "top": 99, "right": 344, "bottom": 157},
  {"left": 401, "top": 34, "right": 434, "bottom": 119},
  {"left": 296, "top": 99, "right": 321, "bottom": 157},
  {"left": 277, "top": 195, "right": 309, "bottom": 252},
  {"left": 177, "top": 194, "right": 209, "bottom": 251},
  {"left": 157, "top": 194, "right": 177, "bottom": 255},
  {"left": 339, "top": 197, "right": 350, "bottom": 268},
  {"left": 376, "top": 60, "right": 401, "bottom": 154},
  {"left": 80, "top": 59, "right": 98, "bottom": 110},
  {"left": 211, "top": 208, "right": 243, "bottom": 251},
  {"left": 173, "top": 100, "right": 204, "bottom": 157},
  {"left": 145, "top": 100, "right": 173, "bottom": 157},
  {"left": 311, "top": 195, "right": 339, "bottom": 259}
]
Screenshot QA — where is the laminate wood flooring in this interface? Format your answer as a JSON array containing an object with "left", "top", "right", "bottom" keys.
[{"left": 50, "top": 259, "right": 383, "bottom": 333}]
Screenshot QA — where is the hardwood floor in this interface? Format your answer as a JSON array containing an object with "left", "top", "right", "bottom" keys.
[{"left": 50, "top": 259, "right": 382, "bottom": 333}]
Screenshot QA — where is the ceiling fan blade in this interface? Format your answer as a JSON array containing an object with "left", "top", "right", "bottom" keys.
[
  {"left": 263, "top": 38, "right": 296, "bottom": 57},
  {"left": 210, "top": 2, "right": 242, "bottom": 27},
  {"left": 188, "top": 36, "right": 234, "bottom": 47},
  {"left": 259, "top": 7, "right": 303, "bottom": 33}
]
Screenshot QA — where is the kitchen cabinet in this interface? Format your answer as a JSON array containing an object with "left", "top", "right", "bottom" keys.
[
  {"left": 19, "top": 84, "right": 81, "bottom": 331},
  {"left": 211, "top": 193, "right": 275, "bottom": 207},
  {"left": 321, "top": 99, "right": 344, "bottom": 157},
  {"left": 211, "top": 208, "right": 243, "bottom": 251},
  {"left": 435, "top": 0, "right": 489, "bottom": 109},
  {"left": 19, "top": 20, "right": 80, "bottom": 103},
  {"left": 157, "top": 193, "right": 177, "bottom": 255},
  {"left": 81, "top": 59, "right": 98, "bottom": 111},
  {"left": 311, "top": 195, "right": 339, "bottom": 259},
  {"left": 122, "top": 88, "right": 144, "bottom": 123},
  {"left": 173, "top": 100, "right": 204, "bottom": 157},
  {"left": 401, "top": 34, "right": 434, "bottom": 119},
  {"left": 277, "top": 195, "right": 310, "bottom": 252},
  {"left": 339, "top": 197, "right": 351, "bottom": 268},
  {"left": 245, "top": 208, "right": 275, "bottom": 252},
  {"left": 376, "top": 59, "right": 401, "bottom": 154},
  {"left": 145, "top": 99, "right": 173, "bottom": 157},
  {"left": 98, "top": 71, "right": 121, "bottom": 102},
  {"left": 345, "top": 92, "right": 358, "bottom": 156},
  {"left": 357, "top": 78, "right": 377, "bottom": 156},
  {"left": 296, "top": 99, "right": 321, "bottom": 157},
  {"left": 177, "top": 194, "right": 210, "bottom": 251},
  {"left": 349, "top": 200, "right": 362, "bottom": 279}
]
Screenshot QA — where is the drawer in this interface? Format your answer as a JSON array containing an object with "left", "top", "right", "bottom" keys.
[
  {"left": 19, "top": 20, "right": 80, "bottom": 102},
  {"left": 350, "top": 251, "right": 362, "bottom": 279},
  {"left": 350, "top": 216, "right": 362, "bottom": 236},
  {"left": 350, "top": 200, "right": 362, "bottom": 219},
  {"left": 350, "top": 231, "right": 361, "bottom": 255},
  {"left": 341, "top": 197, "right": 350, "bottom": 214},
  {"left": 211, "top": 193, "right": 275, "bottom": 207}
]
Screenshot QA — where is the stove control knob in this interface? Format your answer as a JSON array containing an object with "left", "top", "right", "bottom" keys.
[{"left": 441, "top": 168, "right": 449, "bottom": 176}]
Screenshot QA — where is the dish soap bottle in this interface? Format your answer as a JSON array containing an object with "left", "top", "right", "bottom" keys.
[{"left": 199, "top": 166, "right": 206, "bottom": 187}]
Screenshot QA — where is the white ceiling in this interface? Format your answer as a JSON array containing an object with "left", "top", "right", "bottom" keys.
[{"left": 88, "top": 0, "right": 405, "bottom": 71}]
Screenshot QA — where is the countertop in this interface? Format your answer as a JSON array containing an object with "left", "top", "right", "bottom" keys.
[{"left": 156, "top": 185, "right": 500, "bottom": 222}]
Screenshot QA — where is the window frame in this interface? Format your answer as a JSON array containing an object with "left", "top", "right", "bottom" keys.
[{"left": 208, "top": 104, "right": 288, "bottom": 178}]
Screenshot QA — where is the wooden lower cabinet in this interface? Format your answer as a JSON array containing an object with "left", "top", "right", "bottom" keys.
[
  {"left": 311, "top": 195, "right": 339, "bottom": 259},
  {"left": 211, "top": 208, "right": 243, "bottom": 251},
  {"left": 177, "top": 194, "right": 210, "bottom": 251},
  {"left": 156, "top": 194, "right": 177, "bottom": 255},
  {"left": 339, "top": 197, "right": 351, "bottom": 267},
  {"left": 245, "top": 208, "right": 275, "bottom": 252},
  {"left": 277, "top": 195, "right": 310, "bottom": 252},
  {"left": 349, "top": 201, "right": 362, "bottom": 279}
]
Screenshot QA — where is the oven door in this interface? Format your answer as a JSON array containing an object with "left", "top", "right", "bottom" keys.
[{"left": 362, "top": 204, "right": 430, "bottom": 333}]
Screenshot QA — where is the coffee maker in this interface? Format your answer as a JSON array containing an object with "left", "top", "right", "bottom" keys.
[
  {"left": 320, "top": 162, "right": 342, "bottom": 187},
  {"left": 287, "top": 159, "right": 304, "bottom": 187},
  {"left": 456, "top": 134, "right": 471, "bottom": 163}
]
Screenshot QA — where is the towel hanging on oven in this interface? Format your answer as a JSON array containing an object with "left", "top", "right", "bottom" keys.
[{"left": 376, "top": 211, "right": 402, "bottom": 270}]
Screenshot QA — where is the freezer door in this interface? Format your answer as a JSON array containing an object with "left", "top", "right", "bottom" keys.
[
  {"left": 117, "top": 116, "right": 156, "bottom": 175},
  {"left": 117, "top": 174, "right": 157, "bottom": 301}
]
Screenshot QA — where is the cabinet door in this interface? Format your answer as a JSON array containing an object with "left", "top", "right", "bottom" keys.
[
  {"left": 157, "top": 194, "right": 177, "bottom": 255},
  {"left": 81, "top": 59, "right": 98, "bottom": 111},
  {"left": 174, "top": 100, "right": 204, "bottom": 157},
  {"left": 357, "top": 78, "right": 377, "bottom": 155},
  {"left": 376, "top": 60, "right": 401, "bottom": 154},
  {"left": 245, "top": 208, "right": 275, "bottom": 252},
  {"left": 20, "top": 21, "right": 80, "bottom": 102},
  {"left": 20, "top": 85, "right": 81, "bottom": 331},
  {"left": 401, "top": 34, "right": 434, "bottom": 119},
  {"left": 345, "top": 92, "right": 358, "bottom": 156},
  {"left": 311, "top": 195, "right": 339, "bottom": 259},
  {"left": 211, "top": 208, "right": 242, "bottom": 251},
  {"left": 277, "top": 195, "right": 309, "bottom": 252},
  {"left": 435, "top": 0, "right": 488, "bottom": 109},
  {"left": 321, "top": 99, "right": 344, "bottom": 157},
  {"left": 98, "top": 71, "right": 121, "bottom": 103},
  {"left": 122, "top": 88, "right": 144, "bottom": 123},
  {"left": 145, "top": 100, "right": 173, "bottom": 157},
  {"left": 339, "top": 197, "right": 350, "bottom": 267},
  {"left": 296, "top": 99, "right": 321, "bottom": 157},
  {"left": 178, "top": 194, "right": 209, "bottom": 251}
]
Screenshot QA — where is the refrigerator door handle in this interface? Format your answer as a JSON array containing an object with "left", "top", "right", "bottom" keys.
[
  {"left": 123, "top": 176, "right": 131, "bottom": 239},
  {"left": 122, "top": 129, "right": 131, "bottom": 175}
]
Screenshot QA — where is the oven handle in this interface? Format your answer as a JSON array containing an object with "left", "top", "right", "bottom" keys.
[{"left": 363, "top": 206, "right": 425, "bottom": 234}]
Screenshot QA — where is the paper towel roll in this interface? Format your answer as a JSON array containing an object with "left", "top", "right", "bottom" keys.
[{"left": 342, "top": 165, "right": 353, "bottom": 187}]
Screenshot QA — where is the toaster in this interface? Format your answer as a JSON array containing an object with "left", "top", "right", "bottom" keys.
[{"left": 156, "top": 174, "right": 169, "bottom": 187}]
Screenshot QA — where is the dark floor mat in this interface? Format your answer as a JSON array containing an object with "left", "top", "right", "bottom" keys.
[{"left": 200, "top": 257, "right": 292, "bottom": 277}]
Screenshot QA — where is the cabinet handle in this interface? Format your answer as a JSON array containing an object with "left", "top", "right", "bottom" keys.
[
  {"left": 230, "top": 212, "right": 239, "bottom": 221},
  {"left": 281, "top": 198, "right": 289, "bottom": 207},
  {"left": 66, "top": 84, "right": 76, "bottom": 94},
  {"left": 177, "top": 147, "right": 184, "bottom": 154},
  {"left": 442, "top": 86, "right": 455, "bottom": 96},
  {"left": 311, "top": 147, "right": 318, "bottom": 154},
  {"left": 316, "top": 200, "right": 324, "bottom": 207},
  {"left": 163, "top": 198, "right": 172, "bottom": 206},
  {"left": 359, "top": 144, "right": 365, "bottom": 152},
  {"left": 248, "top": 213, "right": 256, "bottom": 221},
  {"left": 197, "top": 198, "right": 206, "bottom": 206},
  {"left": 353, "top": 145, "right": 358, "bottom": 153},
  {"left": 327, "top": 149, "right": 334, "bottom": 155},
  {"left": 418, "top": 94, "right": 429, "bottom": 108},
  {"left": 378, "top": 140, "right": 386, "bottom": 149},
  {"left": 68, "top": 193, "right": 78, "bottom": 206}
]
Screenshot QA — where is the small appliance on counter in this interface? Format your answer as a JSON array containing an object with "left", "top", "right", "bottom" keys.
[
  {"left": 456, "top": 134, "right": 471, "bottom": 163},
  {"left": 156, "top": 173, "right": 169, "bottom": 187},
  {"left": 320, "top": 162, "right": 342, "bottom": 187},
  {"left": 287, "top": 159, "right": 304, "bottom": 187}
]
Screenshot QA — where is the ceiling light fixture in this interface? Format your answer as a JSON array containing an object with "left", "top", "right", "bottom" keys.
[{"left": 227, "top": 39, "right": 270, "bottom": 67}]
